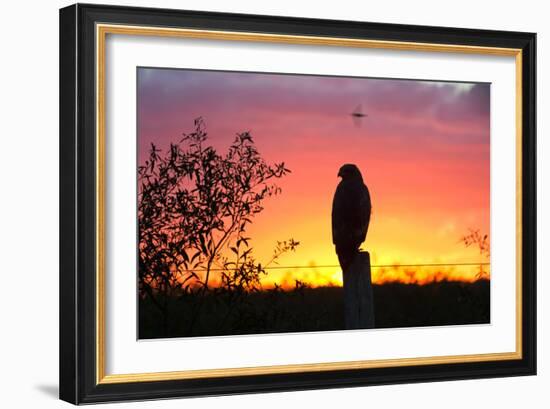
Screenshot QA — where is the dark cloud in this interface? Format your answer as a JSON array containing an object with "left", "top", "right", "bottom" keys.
[{"left": 137, "top": 67, "right": 490, "bottom": 163}]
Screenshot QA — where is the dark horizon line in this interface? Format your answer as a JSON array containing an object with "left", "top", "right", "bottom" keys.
[{"left": 182, "top": 262, "right": 491, "bottom": 272}]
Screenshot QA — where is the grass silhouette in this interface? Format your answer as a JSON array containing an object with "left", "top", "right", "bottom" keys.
[{"left": 139, "top": 278, "right": 489, "bottom": 338}]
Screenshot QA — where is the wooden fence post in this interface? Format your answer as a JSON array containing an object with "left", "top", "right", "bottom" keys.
[{"left": 343, "top": 251, "right": 375, "bottom": 329}]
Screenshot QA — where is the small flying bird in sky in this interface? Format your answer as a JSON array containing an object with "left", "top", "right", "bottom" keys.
[{"left": 350, "top": 104, "right": 368, "bottom": 127}]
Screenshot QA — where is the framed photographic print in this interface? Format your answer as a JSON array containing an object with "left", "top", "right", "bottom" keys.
[{"left": 59, "top": 3, "right": 536, "bottom": 404}]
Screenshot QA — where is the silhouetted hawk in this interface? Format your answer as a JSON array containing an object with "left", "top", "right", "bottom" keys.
[{"left": 331, "top": 164, "right": 372, "bottom": 272}]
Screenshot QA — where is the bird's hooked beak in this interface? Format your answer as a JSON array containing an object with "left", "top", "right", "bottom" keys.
[{"left": 337, "top": 169, "right": 343, "bottom": 178}]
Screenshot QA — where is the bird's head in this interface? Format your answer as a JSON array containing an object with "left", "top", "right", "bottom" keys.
[{"left": 337, "top": 163, "right": 363, "bottom": 182}]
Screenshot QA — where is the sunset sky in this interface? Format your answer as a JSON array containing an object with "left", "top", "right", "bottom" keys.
[{"left": 137, "top": 67, "right": 490, "bottom": 287}]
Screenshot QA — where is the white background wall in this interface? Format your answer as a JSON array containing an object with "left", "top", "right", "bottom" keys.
[{"left": 0, "top": 0, "right": 546, "bottom": 407}]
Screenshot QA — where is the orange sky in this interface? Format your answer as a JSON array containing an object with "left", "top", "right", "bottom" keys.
[{"left": 138, "top": 68, "right": 490, "bottom": 287}]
